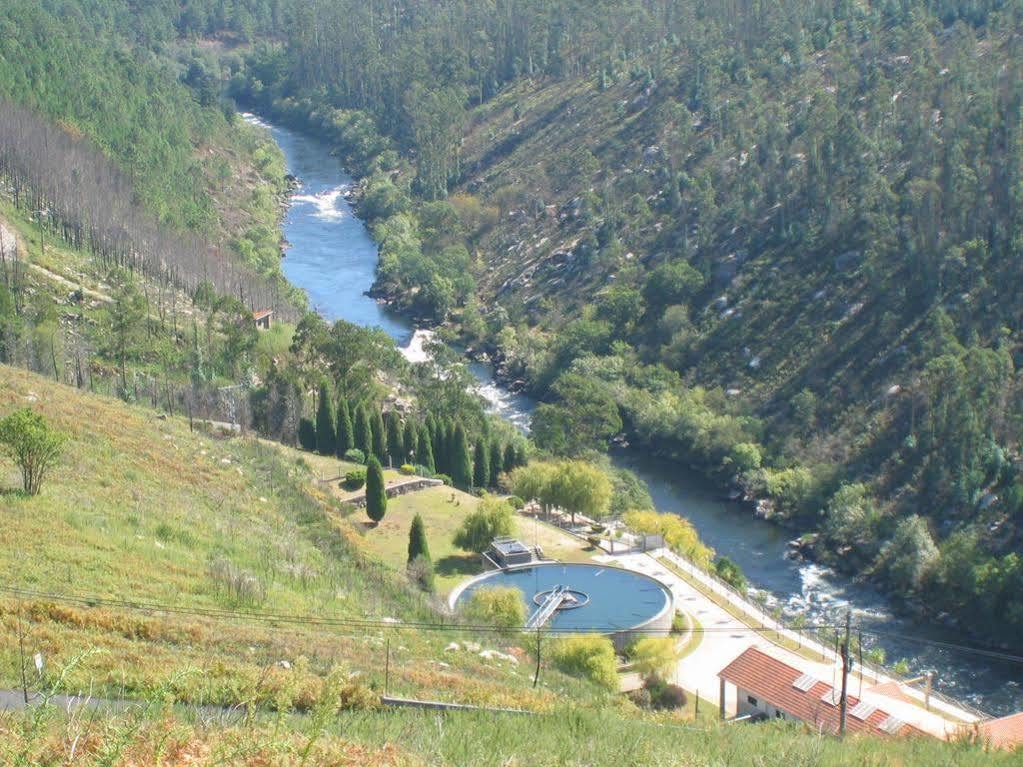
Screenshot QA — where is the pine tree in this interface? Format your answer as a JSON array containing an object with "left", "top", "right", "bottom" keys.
[
  {"left": 473, "top": 439, "right": 490, "bottom": 489},
  {"left": 489, "top": 439, "right": 504, "bottom": 487},
  {"left": 385, "top": 411, "right": 404, "bottom": 464},
  {"left": 372, "top": 408, "right": 387, "bottom": 461},
  {"left": 354, "top": 405, "right": 372, "bottom": 455},
  {"left": 417, "top": 425, "right": 435, "bottom": 472},
  {"left": 451, "top": 423, "right": 473, "bottom": 490},
  {"left": 365, "top": 455, "right": 387, "bottom": 524},
  {"left": 407, "top": 512, "right": 431, "bottom": 564},
  {"left": 315, "top": 382, "right": 336, "bottom": 456},
  {"left": 335, "top": 396, "right": 354, "bottom": 456}
]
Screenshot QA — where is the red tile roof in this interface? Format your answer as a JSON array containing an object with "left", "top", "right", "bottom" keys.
[
  {"left": 252, "top": 310, "right": 273, "bottom": 321},
  {"left": 976, "top": 711, "right": 1023, "bottom": 750},
  {"left": 719, "top": 647, "right": 929, "bottom": 739}
]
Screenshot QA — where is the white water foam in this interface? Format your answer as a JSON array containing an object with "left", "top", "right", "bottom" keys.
[{"left": 290, "top": 186, "right": 349, "bottom": 222}]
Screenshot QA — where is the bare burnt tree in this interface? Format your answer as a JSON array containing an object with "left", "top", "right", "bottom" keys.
[{"left": 0, "top": 101, "right": 298, "bottom": 322}]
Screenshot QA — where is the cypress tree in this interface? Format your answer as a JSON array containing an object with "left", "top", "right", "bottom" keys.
[
  {"left": 403, "top": 420, "right": 417, "bottom": 464},
  {"left": 444, "top": 421, "right": 458, "bottom": 475},
  {"left": 407, "top": 512, "right": 431, "bottom": 564},
  {"left": 416, "top": 424, "right": 435, "bottom": 472},
  {"left": 354, "top": 405, "right": 372, "bottom": 455},
  {"left": 473, "top": 439, "right": 490, "bottom": 490},
  {"left": 504, "top": 442, "right": 518, "bottom": 473},
  {"left": 372, "top": 408, "right": 387, "bottom": 461},
  {"left": 298, "top": 417, "right": 317, "bottom": 451},
  {"left": 335, "top": 396, "right": 354, "bottom": 456},
  {"left": 451, "top": 423, "right": 473, "bottom": 490},
  {"left": 365, "top": 455, "right": 387, "bottom": 524},
  {"left": 315, "top": 382, "right": 336, "bottom": 456},
  {"left": 489, "top": 439, "right": 504, "bottom": 487},
  {"left": 385, "top": 411, "right": 404, "bottom": 464},
  {"left": 431, "top": 418, "right": 447, "bottom": 474}
]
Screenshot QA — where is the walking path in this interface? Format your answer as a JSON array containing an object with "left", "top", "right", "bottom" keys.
[{"left": 597, "top": 549, "right": 981, "bottom": 738}]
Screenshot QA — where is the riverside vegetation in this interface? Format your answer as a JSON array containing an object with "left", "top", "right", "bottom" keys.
[{"left": 226, "top": 0, "right": 1023, "bottom": 645}]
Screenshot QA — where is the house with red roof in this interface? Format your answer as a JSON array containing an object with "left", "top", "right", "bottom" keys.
[{"left": 718, "top": 647, "right": 929, "bottom": 738}]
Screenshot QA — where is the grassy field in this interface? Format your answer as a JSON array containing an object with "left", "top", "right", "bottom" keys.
[
  {"left": 0, "top": 365, "right": 596, "bottom": 711},
  {"left": 2, "top": 699, "right": 1017, "bottom": 767},
  {"left": 351, "top": 484, "right": 597, "bottom": 595}
]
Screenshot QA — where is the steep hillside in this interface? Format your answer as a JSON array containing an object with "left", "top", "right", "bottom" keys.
[
  {"left": 230, "top": 0, "right": 1023, "bottom": 643},
  {"left": 0, "top": 364, "right": 564, "bottom": 710}
]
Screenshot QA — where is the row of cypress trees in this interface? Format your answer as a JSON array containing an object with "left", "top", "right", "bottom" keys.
[{"left": 300, "top": 382, "right": 527, "bottom": 491}]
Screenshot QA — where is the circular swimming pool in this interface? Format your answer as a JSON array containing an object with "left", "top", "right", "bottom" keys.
[{"left": 451, "top": 563, "right": 674, "bottom": 645}]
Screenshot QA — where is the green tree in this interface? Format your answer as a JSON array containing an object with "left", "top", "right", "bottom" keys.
[
  {"left": 416, "top": 425, "right": 435, "bottom": 472},
  {"left": 488, "top": 440, "right": 504, "bottom": 487},
  {"left": 473, "top": 439, "right": 490, "bottom": 489},
  {"left": 407, "top": 512, "right": 431, "bottom": 564},
  {"left": 315, "top": 382, "right": 336, "bottom": 456},
  {"left": 365, "top": 456, "right": 387, "bottom": 524},
  {"left": 450, "top": 423, "right": 473, "bottom": 490},
  {"left": 407, "top": 513, "right": 433, "bottom": 591},
  {"left": 452, "top": 495, "right": 514, "bottom": 553},
  {"left": 108, "top": 280, "right": 147, "bottom": 392},
  {"left": 385, "top": 411, "right": 404, "bottom": 464},
  {"left": 0, "top": 409, "right": 67, "bottom": 495},
  {"left": 372, "top": 409, "right": 387, "bottom": 461},
  {"left": 335, "top": 397, "right": 354, "bottom": 456},
  {"left": 403, "top": 419, "right": 418, "bottom": 464},
  {"left": 875, "top": 515, "right": 938, "bottom": 591},
  {"left": 298, "top": 418, "right": 317, "bottom": 451},
  {"left": 354, "top": 405, "right": 373, "bottom": 456}
]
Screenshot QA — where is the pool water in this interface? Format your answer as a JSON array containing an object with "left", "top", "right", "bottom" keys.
[{"left": 455, "top": 563, "right": 672, "bottom": 632}]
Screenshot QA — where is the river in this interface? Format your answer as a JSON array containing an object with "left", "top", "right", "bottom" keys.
[{"left": 245, "top": 113, "right": 1022, "bottom": 716}]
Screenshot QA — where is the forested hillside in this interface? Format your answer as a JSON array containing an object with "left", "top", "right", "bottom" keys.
[{"left": 226, "top": 0, "right": 1023, "bottom": 641}]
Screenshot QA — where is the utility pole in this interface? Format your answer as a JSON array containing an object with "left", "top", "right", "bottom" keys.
[{"left": 839, "top": 611, "right": 852, "bottom": 737}]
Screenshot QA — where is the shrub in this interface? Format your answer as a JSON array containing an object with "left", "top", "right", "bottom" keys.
[
  {"left": 207, "top": 557, "right": 266, "bottom": 606},
  {"left": 644, "top": 677, "right": 688, "bottom": 709},
  {"left": 627, "top": 636, "right": 679, "bottom": 681},
  {"left": 434, "top": 473, "right": 453, "bottom": 486},
  {"left": 0, "top": 408, "right": 67, "bottom": 495},
  {"left": 671, "top": 611, "right": 688, "bottom": 635},
  {"left": 407, "top": 554, "right": 435, "bottom": 592},
  {"left": 462, "top": 586, "right": 525, "bottom": 632},
  {"left": 344, "top": 448, "right": 366, "bottom": 464},
  {"left": 550, "top": 634, "right": 618, "bottom": 691},
  {"left": 506, "top": 495, "right": 525, "bottom": 509},
  {"left": 714, "top": 556, "right": 748, "bottom": 591},
  {"left": 343, "top": 469, "right": 366, "bottom": 489},
  {"left": 413, "top": 464, "right": 433, "bottom": 477},
  {"left": 399, "top": 463, "right": 416, "bottom": 475}
]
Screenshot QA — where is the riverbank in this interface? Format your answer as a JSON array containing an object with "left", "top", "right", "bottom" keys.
[{"left": 246, "top": 111, "right": 1023, "bottom": 716}]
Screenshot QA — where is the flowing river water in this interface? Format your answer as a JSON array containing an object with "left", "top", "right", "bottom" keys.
[{"left": 245, "top": 114, "right": 1022, "bottom": 716}]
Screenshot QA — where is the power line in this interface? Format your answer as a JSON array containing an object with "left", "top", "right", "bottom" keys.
[{"left": 0, "top": 585, "right": 844, "bottom": 637}]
